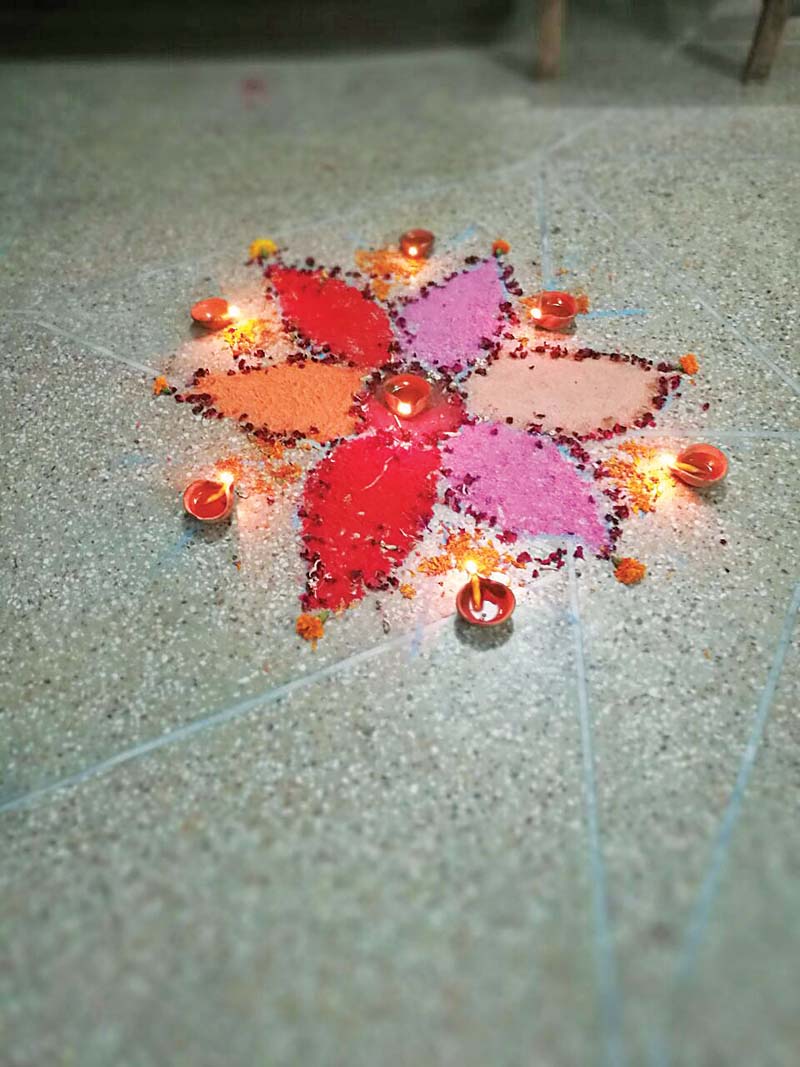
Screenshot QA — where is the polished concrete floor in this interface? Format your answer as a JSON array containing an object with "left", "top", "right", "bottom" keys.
[{"left": 1, "top": 8, "right": 799, "bottom": 1067}]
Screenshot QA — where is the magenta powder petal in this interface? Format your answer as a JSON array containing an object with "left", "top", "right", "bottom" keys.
[
  {"left": 443, "top": 422, "right": 609, "bottom": 550},
  {"left": 400, "top": 259, "right": 503, "bottom": 370}
]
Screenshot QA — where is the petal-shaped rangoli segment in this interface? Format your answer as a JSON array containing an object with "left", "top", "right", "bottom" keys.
[
  {"left": 269, "top": 266, "right": 395, "bottom": 368},
  {"left": 399, "top": 259, "right": 503, "bottom": 370},
  {"left": 467, "top": 347, "right": 662, "bottom": 437},
  {"left": 443, "top": 422, "right": 608, "bottom": 551},
  {"left": 193, "top": 361, "right": 365, "bottom": 442},
  {"left": 300, "top": 433, "right": 440, "bottom": 610}
]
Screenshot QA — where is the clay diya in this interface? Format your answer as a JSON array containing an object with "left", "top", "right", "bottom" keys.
[
  {"left": 456, "top": 575, "right": 516, "bottom": 627},
  {"left": 399, "top": 228, "right": 435, "bottom": 260},
  {"left": 529, "top": 291, "right": 578, "bottom": 332},
  {"left": 383, "top": 373, "right": 432, "bottom": 419},
  {"left": 191, "top": 297, "right": 240, "bottom": 331},
  {"left": 670, "top": 443, "right": 728, "bottom": 488},
  {"left": 183, "top": 472, "right": 235, "bottom": 522}
]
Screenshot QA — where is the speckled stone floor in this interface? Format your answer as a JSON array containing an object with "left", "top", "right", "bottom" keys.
[{"left": 2, "top": 10, "right": 799, "bottom": 1067}]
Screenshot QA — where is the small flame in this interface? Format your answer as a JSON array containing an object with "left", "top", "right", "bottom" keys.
[
  {"left": 227, "top": 304, "right": 242, "bottom": 320},
  {"left": 407, "top": 245, "right": 418, "bottom": 258},
  {"left": 464, "top": 559, "right": 478, "bottom": 575},
  {"left": 217, "top": 470, "right": 235, "bottom": 488},
  {"left": 531, "top": 306, "right": 542, "bottom": 320},
  {"left": 396, "top": 400, "right": 413, "bottom": 417},
  {"left": 659, "top": 452, "right": 678, "bottom": 468}
]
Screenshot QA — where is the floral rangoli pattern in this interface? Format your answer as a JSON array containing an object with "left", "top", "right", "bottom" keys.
[{"left": 163, "top": 240, "right": 694, "bottom": 644}]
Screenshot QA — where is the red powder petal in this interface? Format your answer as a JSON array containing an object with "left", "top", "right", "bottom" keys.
[
  {"left": 270, "top": 266, "right": 395, "bottom": 368},
  {"left": 300, "top": 432, "right": 441, "bottom": 610}
]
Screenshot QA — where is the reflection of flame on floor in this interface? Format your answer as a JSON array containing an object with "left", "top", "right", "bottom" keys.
[{"left": 603, "top": 441, "right": 678, "bottom": 513}]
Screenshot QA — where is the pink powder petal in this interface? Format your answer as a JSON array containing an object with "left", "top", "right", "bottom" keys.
[
  {"left": 270, "top": 266, "right": 395, "bottom": 368},
  {"left": 400, "top": 259, "right": 503, "bottom": 370},
  {"left": 443, "top": 422, "right": 609, "bottom": 550}
]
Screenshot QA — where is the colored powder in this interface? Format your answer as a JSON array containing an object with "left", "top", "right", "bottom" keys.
[
  {"left": 400, "top": 259, "right": 503, "bottom": 370},
  {"left": 355, "top": 247, "right": 425, "bottom": 300},
  {"left": 363, "top": 390, "right": 466, "bottom": 442},
  {"left": 416, "top": 528, "right": 521, "bottom": 578},
  {"left": 199, "top": 361, "right": 365, "bottom": 442},
  {"left": 603, "top": 441, "right": 677, "bottom": 513},
  {"left": 300, "top": 432, "right": 441, "bottom": 610},
  {"left": 269, "top": 266, "right": 395, "bottom": 368},
  {"left": 220, "top": 312, "right": 283, "bottom": 356},
  {"left": 443, "top": 422, "right": 608, "bottom": 550},
  {"left": 468, "top": 349, "right": 659, "bottom": 436}
]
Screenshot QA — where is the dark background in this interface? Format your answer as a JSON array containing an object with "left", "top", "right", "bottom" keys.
[
  {"left": 1, "top": 0, "right": 517, "bottom": 57},
  {"left": 1, "top": 0, "right": 750, "bottom": 59}
]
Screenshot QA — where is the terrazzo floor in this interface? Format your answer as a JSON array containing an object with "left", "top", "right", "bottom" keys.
[{"left": 2, "top": 11, "right": 799, "bottom": 1067}]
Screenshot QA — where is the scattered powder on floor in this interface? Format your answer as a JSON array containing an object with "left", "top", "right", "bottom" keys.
[
  {"left": 198, "top": 361, "right": 365, "bottom": 443},
  {"left": 400, "top": 258, "right": 503, "bottom": 370},
  {"left": 300, "top": 432, "right": 440, "bottom": 610},
  {"left": 467, "top": 348, "right": 660, "bottom": 435},
  {"left": 443, "top": 422, "right": 608, "bottom": 550},
  {"left": 602, "top": 440, "right": 676, "bottom": 513},
  {"left": 214, "top": 454, "right": 275, "bottom": 497},
  {"left": 220, "top": 310, "right": 283, "bottom": 356},
  {"left": 416, "top": 528, "right": 522, "bottom": 578},
  {"left": 269, "top": 265, "right": 395, "bottom": 368},
  {"left": 355, "top": 247, "right": 425, "bottom": 300}
]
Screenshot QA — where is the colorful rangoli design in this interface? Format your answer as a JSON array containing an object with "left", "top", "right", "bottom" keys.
[{"left": 161, "top": 239, "right": 697, "bottom": 644}]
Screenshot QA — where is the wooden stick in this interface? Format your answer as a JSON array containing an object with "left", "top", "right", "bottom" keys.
[
  {"left": 536, "top": 0, "right": 563, "bottom": 79},
  {"left": 743, "top": 0, "right": 791, "bottom": 82}
]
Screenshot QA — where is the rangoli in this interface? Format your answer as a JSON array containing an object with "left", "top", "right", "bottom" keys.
[{"left": 158, "top": 237, "right": 706, "bottom": 645}]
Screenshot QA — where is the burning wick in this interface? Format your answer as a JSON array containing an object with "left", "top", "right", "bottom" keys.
[
  {"left": 190, "top": 297, "right": 240, "bottom": 332},
  {"left": 668, "top": 443, "right": 728, "bottom": 488},
  {"left": 383, "top": 373, "right": 432, "bottom": 419},
  {"left": 399, "top": 228, "right": 435, "bottom": 260},
  {"left": 183, "top": 471, "right": 235, "bottom": 522},
  {"left": 465, "top": 560, "right": 482, "bottom": 611}
]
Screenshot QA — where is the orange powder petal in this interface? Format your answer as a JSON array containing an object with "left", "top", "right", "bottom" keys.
[{"left": 199, "top": 361, "right": 365, "bottom": 442}]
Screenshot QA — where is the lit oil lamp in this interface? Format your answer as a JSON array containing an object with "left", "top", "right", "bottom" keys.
[
  {"left": 529, "top": 291, "right": 578, "bottom": 332},
  {"left": 456, "top": 562, "right": 516, "bottom": 627},
  {"left": 383, "top": 373, "right": 432, "bottom": 419},
  {"left": 190, "top": 297, "right": 241, "bottom": 332},
  {"left": 669, "top": 443, "right": 728, "bottom": 488},
  {"left": 399, "top": 228, "right": 435, "bottom": 260},
  {"left": 183, "top": 471, "right": 235, "bottom": 522}
]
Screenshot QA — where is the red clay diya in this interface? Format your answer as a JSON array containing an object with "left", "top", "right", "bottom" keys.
[
  {"left": 529, "top": 291, "right": 578, "bottom": 331},
  {"left": 399, "top": 228, "right": 435, "bottom": 260},
  {"left": 456, "top": 576, "right": 516, "bottom": 627},
  {"left": 183, "top": 473, "right": 235, "bottom": 522},
  {"left": 671, "top": 443, "right": 728, "bottom": 488},
  {"left": 191, "top": 297, "right": 240, "bottom": 331},
  {"left": 383, "top": 373, "right": 432, "bottom": 419}
]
